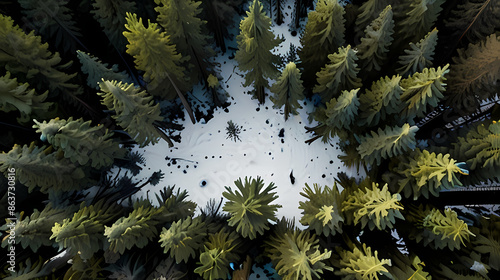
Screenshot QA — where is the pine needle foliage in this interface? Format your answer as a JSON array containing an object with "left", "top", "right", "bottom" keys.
[
  {"left": 355, "top": 0, "right": 390, "bottom": 38},
  {"left": 222, "top": 176, "right": 281, "bottom": 239},
  {"left": 33, "top": 117, "right": 124, "bottom": 169},
  {"left": 76, "top": 50, "right": 132, "bottom": 89},
  {"left": 453, "top": 120, "right": 500, "bottom": 182},
  {"left": 392, "top": 149, "right": 464, "bottom": 200},
  {"left": 97, "top": 80, "right": 163, "bottom": 147},
  {"left": 123, "top": 12, "right": 190, "bottom": 98},
  {"left": 336, "top": 243, "right": 393, "bottom": 280},
  {"left": 342, "top": 183, "right": 404, "bottom": 230},
  {"left": 399, "top": 65, "right": 450, "bottom": 123},
  {"left": 299, "top": 183, "right": 344, "bottom": 236},
  {"left": 471, "top": 215, "right": 500, "bottom": 271},
  {"left": 358, "top": 75, "right": 403, "bottom": 127},
  {"left": 356, "top": 5, "right": 394, "bottom": 72},
  {"left": 50, "top": 200, "right": 121, "bottom": 259},
  {"left": 446, "top": 0, "right": 500, "bottom": 43},
  {"left": 154, "top": 0, "right": 215, "bottom": 84},
  {"left": 298, "top": 0, "right": 345, "bottom": 87},
  {"left": 0, "top": 71, "right": 52, "bottom": 123},
  {"left": 105, "top": 200, "right": 162, "bottom": 255},
  {"left": 1, "top": 203, "right": 76, "bottom": 252},
  {"left": 235, "top": 0, "right": 281, "bottom": 104},
  {"left": 421, "top": 208, "right": 476, "bottom": 250},
  {"left": 0, "top": 14, "right": 78, "bottom": 93},
  {"left": 155, "top": 186, "right": 197, "bottom": 222},
  {"left": 269, "top": 62, "right": 305, "bottom": 121},
  {"left": 446, "top": 34, "right": 500, "bottom": 112},
  {"left": 265, "top": 229, "right": 333, "bottom": 280},
  {"left": 18, "top": 0, "right": 82, "bottom": 53},
  {"left": 0, "top": 142, "right": 87, "bottom": 193},
  {"left": 388, "top": 255, "right": 431, "bottom": 280},
  {"left": 194, "top": 229, "right": 241, "bottom": 280},
  {"left": 397, "top": 28, "right": 439, "bottom": 77},
  {"left": 324, "top": 88, "right": 360, "bottom": 130},
  {"left": 91, "top": 0, "right": 137, "bottom": 53},
  {"left": 159, "top": 216, "right": 207, "bottom": 264},
  {"left": 357, "top": 123, "right": 419, "bottom": 165},
  {"left": 396, "top": 0, "right": 445, "bottom": 44},
  {"left": 313, "top": 45, "right": 362, "bottom": 103}
]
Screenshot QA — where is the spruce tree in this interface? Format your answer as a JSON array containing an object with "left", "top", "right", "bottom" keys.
[
  {"left": 97, "top": 80, "right": 163, "bottom": 147},
  {"left": 313, "top": 45, "right": 362, "bottom": 103},
  {"left": 154, "top": 0, "right": 215, "bottom": 85},
  {"left": 270, "top": 62, "right": 305, "bottom": 121},
  {"left": 297, "top": 0, "right": 345, "bottom": 88},
  {"left": 397, "top": 28, "right": 439, "bottom": 77},
  {"left": 123, "top": 12, "right": 190, "bottom": 99},
  {"left": 356, "top": 5, "right": 394, "bottom": 72},
  {"left": 235, "top": 0, "right": 281, "bottom": 104}
]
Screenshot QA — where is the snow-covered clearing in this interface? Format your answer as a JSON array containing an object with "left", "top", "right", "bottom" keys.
[{"left": 132, "top": 1, "right": 360, "bottom": 226}]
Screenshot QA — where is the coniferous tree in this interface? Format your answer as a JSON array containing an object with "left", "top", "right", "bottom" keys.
[
  {"left": 123, "top": 12, "right": 191, "bottom": 99},
  {"left": 355, "top": 0, "right": 391, "bottom": 40},
  {"left": 298, "top": 0, "right": 345, "bottom": 88},
  {"left": 273, "top": 0, "right": 284, "bottom": 25},
  {"left": 223, "top": 176, "right": 281, "bottom": 239},
  {"left": 235, "top": 0, "right": 281, "bottom": 104},
  {"left": 200, "top": 0, "right": 243, "bottom": 53},
  {"left": 358, "top": 75, "right": 403, "bottom": 127},
  {"left": 91, "top": 0, "right": 137, "bottom": 53},
  {"left": 395, "top": 0, "right": 445, "bottom": 45},
  {"left": 356, "top": 5, "right": 394, "bottom": 72},
  {"left": 76, "top": 50, "right": 132, "bottom": 90},
  {"left": 357, "top": 123, "right": 419, "bottom": 165},
  {"left": 0, "top": 14, "right": 79, "bottom": 94},
  {"left": 154, "top": 0, "right": 216, "bottom": 86},
  {"left": 397, "top": 28, "right": 439, "bottom": 77},
  {"left": 97, "top": 80, "right": 163, "bottom": 147},
  {"left": 33, "top": 117, "right": 125, "bottom": 169},
  {"left": 313, "top": 45, "right": 362, "bottom": 103},
  {"left": 399, "top": 65, "right": 449, "bottom": 124},
  {"left": 0, "top": 72, "right": 52, "bottom": 123},
  {"left": 270, "top": 62, "right": 305, "bottom": 121},
  {"left": 446, "top": 34, "right": 500, "bottom": 113},
  {"left": 0, "top": 142, "right": 89, "bottom": 193},
  {"left": 18, "top": 0, "right": 82, "bottom": 54}
]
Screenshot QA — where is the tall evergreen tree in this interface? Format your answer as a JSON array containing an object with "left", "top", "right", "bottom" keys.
[
  {"left": 97, "top": 80, "right": 164, "bottom": 147},
  {"left": 313, "top": 45, "right": 362, "bottom": 103},
  {"left": 154, "top": 0, "right": 215, "bottom": 86},
  {"left": 270, "top": 62, "right": 305, "bottom": 121},
  {"left": 235, "top": 0, "right": 281, "bottom": 104},
  {"left": 123, "top": 12, "right": 190, "bottom": 99},
  {"left": 200, "top": 0, "right": 243, "bottom": 53},
  {"left": 397, "top": 28, "right": 439, "bottom": 77},
  {"left": 356, "top": 5, "right": 394, "bottom": 72},
  {"left": 297, "top": 0, "right": 345, "bottom": 88}
]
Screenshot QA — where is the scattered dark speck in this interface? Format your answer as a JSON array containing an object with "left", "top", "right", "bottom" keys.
[
  {"left": 224, "top": 108, "right": 229, "bottom": 113},
  {"left": 281, "top": 139, "right": 284, "bottom": 144},
  {"left": 338, "top": 167, "right": 341, "bottom": 169},
  {"left": 183, "top": 170, "right": 187, "bottom": 174},
  {"left": 322, "top": 174, "right": 326, "bottom": 178},
  {"left": 177, "top": 165, "right": 181, "bottom": 169},
  {"left": 265, "top": 107, "right": 268, "bottom": 110},
  {"left": 205, "top": 156, "right": 208, "bottom": 159},
  {"left": 219, "top": 156, "right": 222, "bottom": 158},
  {"left": 330, "top": 160, "right": 333, "bottom": 164},
  {"left": 310, "top": 159, "right": 313, "bottom": 162},
  {"left": 194, "top": 165, "right": 197, "bottom": 168},
  {"left": 278, "top": 128, "right": 285, "bottom": 137},
  {"left": 167, "top": 163, "right": 171, "bottom": 167},
  {"left": 212, "top": 156, "right": 215, "bottom": 158},
  {"left": 244, "top": 153, "right": 247, "bottom": 156},
  {"left": 172, "top": 160, "right": 177, "bottom": 164},
  {"left": 265, "top": 119, "right": 269, "bottom": 124},
  {"left": 186, "top": 165, "right": 189, "bottom": 168},
  {"left": 269, "top": 152, "right": 272, "bottom": 155},
  {"left": 256, "top": 107, "right": 260, "bottom": 112}
]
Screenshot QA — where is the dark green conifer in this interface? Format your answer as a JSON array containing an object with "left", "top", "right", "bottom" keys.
[
  {"left": 235, "top": 0, "right": 281, "bottom": 104},
  {"left": 297, "top": 0, "right": 345, "bottom": 88},
  {"left": 270, "top": 62, "right": 305, "bottom": 121}
]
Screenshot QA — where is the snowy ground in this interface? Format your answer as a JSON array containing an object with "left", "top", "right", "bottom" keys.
[{"left": 132, "top": 1, "right": 361, "bottom": 227}]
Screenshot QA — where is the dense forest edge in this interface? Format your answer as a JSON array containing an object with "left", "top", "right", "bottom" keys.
[{"left": 0, "top": 0, "right": 500, "bottom": 279}]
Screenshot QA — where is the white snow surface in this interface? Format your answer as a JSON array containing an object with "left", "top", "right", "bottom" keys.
[{"left": 132, "top": 1, "right": 360, "bottom": 227}]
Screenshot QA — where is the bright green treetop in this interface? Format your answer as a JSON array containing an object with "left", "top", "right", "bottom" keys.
[
  {"left": 155, "top": 0, "right": 215, "bottom": 84},
  {"left": 270, "top": 62, "right": 305, "bottom": 121},
  {"left": 235, "top": 0, "right": 281, "bottom": 104},
  {"left": 356, "top": 5, "right": 394, "bottom": 71},
  {"left": 123, "top": 12, "right": 190, "bottom": 98},
  {"left": 313, "top": 45, "right": 362, "bottom": 103}
]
